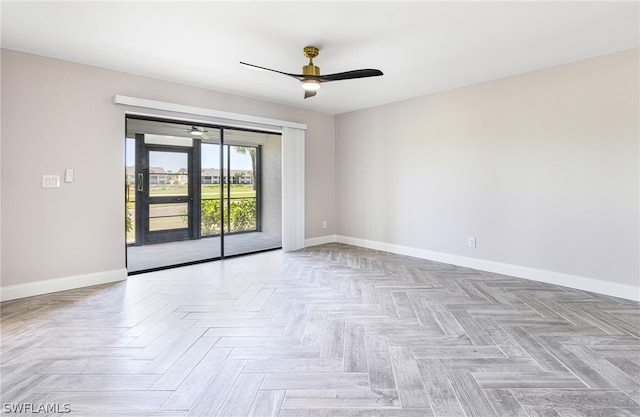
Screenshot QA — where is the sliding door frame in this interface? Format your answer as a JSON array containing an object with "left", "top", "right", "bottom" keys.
[
  {"left": 116, "top": 95, "right": 307, "bottom": 255},
  {"left": 125, "top": 114, "right": 283, "bottom": 273}
]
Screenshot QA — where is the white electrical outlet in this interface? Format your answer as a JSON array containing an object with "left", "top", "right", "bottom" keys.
[
  {"left": 322, "top": 220, "right": 328, "bottom": 229},
  {"left": 42, "top": 175, "right": 61, "bottom": 188},
  {"left": 468, "top": 236, "right": 476, "bottom": 248}
]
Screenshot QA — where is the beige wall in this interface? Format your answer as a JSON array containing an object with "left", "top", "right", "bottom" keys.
[
  {"left": 335, "top": 48, "right": 639, "bottom": 288},
  {"left": 1, "top": 49, "right": 336, "bottom": 288}
]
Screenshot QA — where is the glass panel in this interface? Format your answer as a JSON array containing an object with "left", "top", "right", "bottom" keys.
[
  {"left": 228, "top": 198, "right": 256, "bottom": 233},
  {"left": 259, "top": 134, "right": 283, "bottom": 247},
  {"left": 200, "top": 143, "right": 258, "bottom": 236},
  {"left": 149, "top": 203, "right": 188, "bottom": 218},
  {"left": 149, "top": 216, "right": 189, "bottom": 231},
  {"left": 228, "top": 145, "right": 257, "bottom": 234},
  {"left": 222, "top": 131, "right": 282, "bottom": 258},
  {"left": 149, "top": 203, "right": 188, "bottom": 231},
  {"left": 224, "top": 130, "right": 269, "bottom": 146},
  {"left": 144, "top": 135, "right": 193, "bottom": 147},
  {"left": 149, "top": 151, "right": 188, "bottom": 196},
  {"left": 201, "top": 143, "right": 221, "bottom": 237},
  {"left": 201, "top": 129, "right": 221, "bottom": 143},
  {"left": 201, "top": 199, "right": 227, "bottom": 237},
  {"left": 127, "top": 118, "right": 230, "bottom": 274}
]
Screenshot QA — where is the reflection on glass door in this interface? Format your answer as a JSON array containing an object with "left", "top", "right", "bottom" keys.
[{"left": 200, "top": 142, "right": 223, "bottom": 238}]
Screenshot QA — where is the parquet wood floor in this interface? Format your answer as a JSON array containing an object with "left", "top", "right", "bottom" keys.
[{"left": 1, "top": 243, "right": 639, "bottom": 416}]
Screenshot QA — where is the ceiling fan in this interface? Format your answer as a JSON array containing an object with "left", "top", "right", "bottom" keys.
[
  {"left": 188, "top": 126, "right": 209, "bottom": 140},
  {"left": 240, "top": 46, "right": 383, "bottom": 99}
]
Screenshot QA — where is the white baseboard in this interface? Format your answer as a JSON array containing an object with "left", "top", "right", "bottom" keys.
[
  {"left": 305, "top": 235, "right": 339, "bottom": 247},
  {"left": 3, "top": 238, "right": 637, "bottom": 303},
  {"left": 0, "top": 268, "right": 128, "bottom": 302},
  {"left": 310, "top": 235, "right": 638, "bottom": 302}
]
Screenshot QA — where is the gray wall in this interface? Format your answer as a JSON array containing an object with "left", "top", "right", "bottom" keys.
[{"left": 335, "top": 48, "right": 639, "bottom": 288}]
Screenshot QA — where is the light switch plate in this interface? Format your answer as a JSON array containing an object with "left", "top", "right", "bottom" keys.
[
  {"left": 65, "top": 168, "right": 74, "bottom": 183},
  {"left": 42, "top": 175, "right": 61, "bottom": 188}
]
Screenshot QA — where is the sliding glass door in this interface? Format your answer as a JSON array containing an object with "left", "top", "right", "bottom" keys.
[
  {"left": 125, "top": 116, "right": 282, "bottom": 273},
  {"left": 222, "top": 135, "right": 282, "bottom": 257}
]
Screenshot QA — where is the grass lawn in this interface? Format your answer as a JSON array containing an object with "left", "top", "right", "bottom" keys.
[
  {"left": 202, "top": 184, "right": 256, "bottom": 199},
  {"left": 133, "top": 184, "right": 256, "bottom": 200}
]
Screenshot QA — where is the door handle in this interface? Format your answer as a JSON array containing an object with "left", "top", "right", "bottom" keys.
[{"left": 137, "top": 173, "right": 144, "bottom": 192}]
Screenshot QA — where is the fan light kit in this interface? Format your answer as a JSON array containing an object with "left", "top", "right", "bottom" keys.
[
  {"left": 241, "top": 46, "right": 383, "bottom": 99},
  {"left": 189, "top": 126, "right": 210, "bottom": 139},
  {"left": 190, "top": 126, "right": 204, "bottom": 136},
  {"left": 301, "top": 80, "right": 321, "bottom": 91}
]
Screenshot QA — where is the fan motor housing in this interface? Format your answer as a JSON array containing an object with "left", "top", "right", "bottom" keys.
[
  {"left": 302, "top": 64, "right": 320, "bottom": 76},
  {"left": 302, "top": 46, "right": 320, "bottom": 76}
]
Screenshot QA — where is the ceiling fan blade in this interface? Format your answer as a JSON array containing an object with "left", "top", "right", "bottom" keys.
[
  {"left": 318, "top": 69, "right": 383, "bottom": 82},
  {"left": 201, "top": 133, "right": 210, "bottom": 140},
  {"left": 240, "top": 62, "right": 304, "bottom": 81},
  {"left": 304, "top": 90, "right": 317, "bottom": 99}
]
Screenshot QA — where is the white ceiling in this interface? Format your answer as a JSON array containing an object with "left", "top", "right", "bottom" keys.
[{"left": 2, "top": 1, "right": 638, "bottom": 115}]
